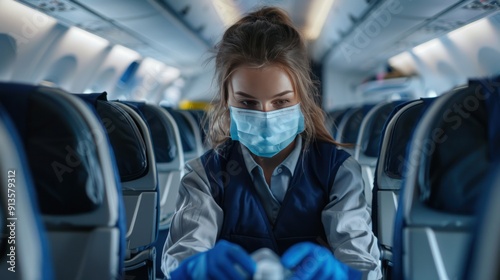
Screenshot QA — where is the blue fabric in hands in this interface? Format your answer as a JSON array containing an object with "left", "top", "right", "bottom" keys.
[
  {"left": 281, "top": 242, "right": 362, "bottom": 280},
  {"left": 170, "top": 240, "right": 256, "bottom": 280}
]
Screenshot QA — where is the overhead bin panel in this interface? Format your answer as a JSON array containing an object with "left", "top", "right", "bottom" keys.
[
  {"left": 325, "top": 0, "right": 500, "bottom": 74},
  {"left": 78, "top": 0, "right": 158, "bottom": 19},
  {"left": 117, "top": 14, "right": 207, "bottom": 66},
  {"left": 395, "top": 0, "right": 462, "bottom": 18},
  {"left": 310, "top": 0, "right": 370, "bottom": 61},
  {"left": 19, "top": 0, "right": 210, "bottom": 72},
  {"left": 161, "top": 0, "right": 226, "bottom": 44}
]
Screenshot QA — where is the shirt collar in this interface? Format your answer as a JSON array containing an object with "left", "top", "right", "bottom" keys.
[{"left": 240, "top": 136, "right": 302, "bottom": 177}]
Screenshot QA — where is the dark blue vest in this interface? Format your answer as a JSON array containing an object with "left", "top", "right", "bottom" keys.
[{"left": 200, "top": 139, "right": 350, "bottom": 255}]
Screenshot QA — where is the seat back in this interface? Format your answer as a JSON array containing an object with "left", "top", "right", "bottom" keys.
[
  {"left": 463, "top": 167, "right": 500, "bottom": 280},
  {"left": 186, "top": 109, "right": 208, "bottom": 151},
  {"left": 75, "top": 93, "right": 158, "bottom": 278},
  {"left": 163, "top": 107, "right": 203, "bottom": 161},
  {"left": 0, "top": 106, "right": 54, "bottom": 280},
  {"left": 327, "top": 108, "right": 349, "bottom": 139},
  {"left": 336, "top": 104, "right": 374, "bottom": 154},
  {"left": 125, "top": 102, "right": 184, "bottom": 229},
  {"left": 0, "top": 84, "right": 124, "bottom": 280},
  {"left": 354, "top": 101, "right": 405, "bottom": 208},
  {"left": 393, "top": 77, "right": 500, "bottom": 280},
  {"left": 371, "top": 99, "right": 434, "bottom": 277},
  {"left": 113, "top": 102, "right": 158, "bottom": 252}
]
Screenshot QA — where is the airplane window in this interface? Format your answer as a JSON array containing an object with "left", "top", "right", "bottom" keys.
[{"left": 118, "top": 61, "right": 140, "bottom": 87}]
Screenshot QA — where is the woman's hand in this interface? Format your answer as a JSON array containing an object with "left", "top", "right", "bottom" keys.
[
  {"left": 171, "top": 240, "right": 256, "bottom": 280},
  {"left": 281, "top": 242, "right": 361, "bottom": 280}
]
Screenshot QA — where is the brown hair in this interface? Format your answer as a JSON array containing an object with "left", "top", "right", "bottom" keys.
[{"left": 206, "top": 6, "right": 341, "bottom": 150}]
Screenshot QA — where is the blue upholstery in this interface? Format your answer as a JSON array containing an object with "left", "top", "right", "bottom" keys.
[
  {"left": 370, "top": 98, "right": 435, "bottom": 278},
  {"left": 0, "top": 83, "right": 125, "bottom": 279},
  {"left": 354, "top": 101, "right": 406, "bottom": 209},
  {"left": 327, "top": 108, "right": 349, "bottom": 139},
  {"left": 462, "top": 166, "right": 500, "bottom": 280},
  {"left": 122, "top": 104, "right": 185, "bottom": 279},
  {"left": 138, "top": 103, "right": 178, "bottom": 163},
  {"left": 123, "top": 102, "right": 184, "bottom": 228},
  {"left": 393, "top": 77, "right": 500, "bottom": 279},
  {"left": 163, "top": 107, "right": 203, "bottom": 161},
  {"left": 359, "top": 101, "right": 406, "bottom": 158},
  {"left": 0, "top": 105, "right": 54, "bottom": 280},
  {"left": 186, "top": 109, "right": 208, "bottom": 149},
  {"left": 336, "top": 104, "right": 375, "bottom": 147},
  {"left": 163, "top": 107, "right": 196, "bottom": 155},
  {"left": 76, "top": 93, "right": 159, "bottom": 279}
]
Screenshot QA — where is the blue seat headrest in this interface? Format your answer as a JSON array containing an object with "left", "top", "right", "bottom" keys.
[
  {"left": 385, "top": 99, "right": 435, "bottom": 179},
  {"left": 329, "top": 109, "right": 348, "bottom": 139},
  {"left": 187, "top": 109, "right": 207, "bottom": 145},
  {"left": 163, "top": 107, "right": 196, "bottom": 154},
  {"left": 478, "top": 75, "right": 500, "bottom": 161},
  {"left": 364, "top": 101, "right": 406, "bottom": 157},
  {"left": 425, "top": 79, "right": 499, "bottom": 214},
  {"left": 75, "top": 93, "right": 147, "bottom": 182},
  {"left": 343, "top": 108, "right": 364, "bottom": 144},
  {"left": 123, "top": 102, "right": 177, "bottom": 163},
  {"left": 0, "top": 83, "right": 104, "bottom": 215}
]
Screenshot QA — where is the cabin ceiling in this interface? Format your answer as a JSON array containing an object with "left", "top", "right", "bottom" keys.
[{"left": 17, "top": 0, "right": 500, "bottom": 77}]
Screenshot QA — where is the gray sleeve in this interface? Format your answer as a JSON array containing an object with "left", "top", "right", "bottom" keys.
[
  {"left": 322, "top": 156, "right": 382, "bottom": 280},
  {"left": 161, "top": 158, "right": 223, "bottom": 279}
]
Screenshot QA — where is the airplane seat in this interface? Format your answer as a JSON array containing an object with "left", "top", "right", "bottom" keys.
[
  {"left": 186, "top": 109, "right": 209, "bottom": 151},
  {"left": 336, "top": 104, "right": 374, "bottom": 155},
  {"left": 0, "top": 105, "right": 54, "bottom": 280},
  {"left": 75, "top": 93, "right": 159, "bottom": 279},
  {"left": 326, "top": 108, "right": 349, "bottom": 139},
  {"left": 120, "top": 103, "right": 185, "bottom": 280},
  {"left": 162, "top": 107, "right": 202, "bottom": 162},
  {"left": 371, "top": 98, "right": 435, "bottom": 279},
  {"left": 121, "top": 102, "right": 184, "bottom": 230},
  {"left": 0, "top": 84, "right": 125, "bottom": 280},
  {"left": 462, "top": 166, "right": 500, "bottom": 280},
  {"left": 354, "top": 101, "right": 405, "bottom": 209},
  {"left": 392, "top": 77, "right": 500, "bottom": 280}
]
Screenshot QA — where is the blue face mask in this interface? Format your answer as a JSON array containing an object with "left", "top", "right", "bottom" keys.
[{"left": 229, "top": 103, "right": 305, "bottom": 158}]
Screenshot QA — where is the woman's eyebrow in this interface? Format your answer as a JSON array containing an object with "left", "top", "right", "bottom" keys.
[{"left": 234, "top": 90, "right": 293, "bottom": 98}]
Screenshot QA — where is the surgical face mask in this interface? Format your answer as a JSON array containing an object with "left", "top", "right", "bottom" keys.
[{"left": 229, "top": 103, "right": 305, "bottom": 158}]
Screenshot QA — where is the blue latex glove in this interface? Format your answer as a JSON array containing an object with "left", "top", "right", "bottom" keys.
[
  {"left": 170, "top": 240, "right": 256, "bottom": 280},
  {"left": 281, "top": 242, "right": 362, "bottom": 280}
]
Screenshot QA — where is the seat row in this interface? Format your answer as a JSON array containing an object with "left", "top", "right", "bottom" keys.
[
  {"left": 0, "top": 83, "right": 206, "bottom": 279},
  {"left": 328, "top": 76, "right": 500, "bottom": 279}
]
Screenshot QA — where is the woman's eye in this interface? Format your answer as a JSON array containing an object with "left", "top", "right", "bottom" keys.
[
  {"left": 240, "top": 100, "right": 258, "bottom": 107},
  {"left": 274, "top": 99, "right": 290, "bottom": 107}
]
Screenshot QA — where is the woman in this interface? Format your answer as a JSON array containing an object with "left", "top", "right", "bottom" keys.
[{"left": 162, "top": 6, "right": 381, "bottom": 280}]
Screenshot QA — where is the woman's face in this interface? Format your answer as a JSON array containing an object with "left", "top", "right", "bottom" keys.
[{"left": 227, "top": 65, "right": 299, "bottom": 112}]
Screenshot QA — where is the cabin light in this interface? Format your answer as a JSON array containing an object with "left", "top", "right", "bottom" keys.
[
  {"left": 212, "top": 0, "right": 241, "bottom": 27},
  {"left": 304, "top": 0, "right": 336, "bottom": 40}
]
